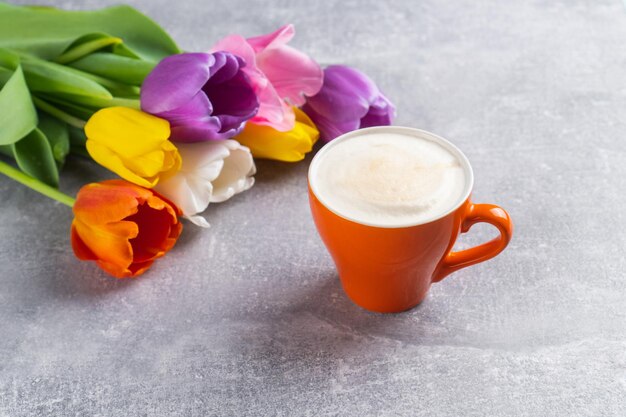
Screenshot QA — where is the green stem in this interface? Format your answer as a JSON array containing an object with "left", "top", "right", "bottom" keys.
[
  {"left": 40, "top": 93, "right": 140, "bottom": 112},
  {"left": 32, "top": 96, "right": 86, "bottom": 129},
  {"left": 100, "top": 97, "right": 141, "bottom": 109},
  {"left": 85, "top": 75, "right": 141, "bottom": 96},
  {"left": 55, "top": 37, "right": 123, "bottom": 65},
  {"left": 0, "top": 160, "right": 75, "bottom": 207}
]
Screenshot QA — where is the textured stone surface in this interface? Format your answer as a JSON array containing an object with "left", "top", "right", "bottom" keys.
[{"left": 1, "top": 0, "right": 626, "bottom": 415}]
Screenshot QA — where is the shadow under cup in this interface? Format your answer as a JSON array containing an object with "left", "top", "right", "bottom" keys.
[{"left": 308, "top": 126, "right": 513, "bottom": 313}]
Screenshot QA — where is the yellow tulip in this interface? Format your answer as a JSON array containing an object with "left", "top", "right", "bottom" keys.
[
  {"left": 234, "top": 107, "right": 319, "bottom": 162},
  {"left": 84, "top": 107, "right": 181, "bottom": 188}
]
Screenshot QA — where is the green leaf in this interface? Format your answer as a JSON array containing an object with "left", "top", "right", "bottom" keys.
[
  {"left": 0, "top": 3, "right": 179, "bottom": 62},
  {"left": 11, "top": 128, "right": 59, "bottom": 187},
  {"left": 35, "top": 94, "right": 95, "bottom": 121},
  {"left": 46, "top": 93, "right": 140, "bottom": 110},
  {"left": 0, "top": 145, "right": 11, "bottom": 158},
  {"left": 37, "top": 112, "right": 69, "bottom": 169},
  {"left": 32, "top": 96, "right": 87, "bottom": 129},
  {"left": 0, "top": 159, "right": 75, "bottom": 207},
  {"left": 19, "top": 53, "right": 112, "bottom": 99},
  {"left": 0, "top": 47, "right": 18, "bottom": 70},
  {"left": 18, "top": 51, "right": 141, "bottom": 98},
  {"left": 73, "top": 76, "right": 141, "bottom": 98},
  {"left": 55, "top": 32, "right": 122, "bottom": 64},
  {"left": 103, "top": 84, "right": 141, "bottom": 99},
  {"left": 69, "top": 52, "right": 155, "bottom": 86},
  {"left": 112, "top": 43, "right": 140, "bottom": 59},
  {"left": 0, "top": 66, "right": 12, "bottom": 85},
  {"left": 0, "top": 65, "right": 38, "bottom": 145}
]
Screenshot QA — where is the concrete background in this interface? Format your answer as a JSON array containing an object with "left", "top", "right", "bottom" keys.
[{"left": 1, "top": 0, "right": 625, "bottom": 415}]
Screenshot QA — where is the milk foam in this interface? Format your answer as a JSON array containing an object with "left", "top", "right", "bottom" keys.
[{"left": 311, "top": 131, "right": 468, "bottom": 227}]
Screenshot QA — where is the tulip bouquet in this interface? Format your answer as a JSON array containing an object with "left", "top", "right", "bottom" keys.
[{"left": 0, "top": 2, "right": 395, "bottom": 278}]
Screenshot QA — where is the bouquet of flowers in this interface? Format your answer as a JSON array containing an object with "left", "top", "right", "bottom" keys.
[{"left": 0, "top": 2, "right": 395, "bottom": 278}]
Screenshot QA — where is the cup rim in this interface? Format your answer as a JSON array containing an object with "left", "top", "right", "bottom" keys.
[{"left": 308, "top": 126, "right": 475, "bottom": 229}]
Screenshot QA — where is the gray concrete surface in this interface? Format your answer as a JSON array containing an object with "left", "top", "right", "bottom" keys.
[{"left": 1, "top": 0, "right": 626, "bottom": 415}]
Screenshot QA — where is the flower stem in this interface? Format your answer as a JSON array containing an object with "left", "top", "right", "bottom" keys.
[
  {"left": 32, "top": 96, "right": 87, "bottom": 129},
  {"left": 55, "top": 37, "right": 123, "bottom": 65},
  {"left": 0, "top": 160, "right": 75, "bottom": 207},
  {"left": 107, "top": 97, "right": 141, "bottom": 109}
]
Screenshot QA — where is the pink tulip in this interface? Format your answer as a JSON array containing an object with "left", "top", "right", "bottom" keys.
[{"left": 212, "top": 24, "right": 323, "bottom": 132}]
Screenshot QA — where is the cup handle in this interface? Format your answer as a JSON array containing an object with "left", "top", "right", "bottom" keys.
[{"left": 433, "top": 202, "right": 513, "bottom": 282}]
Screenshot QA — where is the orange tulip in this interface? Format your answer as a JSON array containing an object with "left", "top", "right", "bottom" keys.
[{"left": 70, "top": 180, "right": 183, "bottom": 278}]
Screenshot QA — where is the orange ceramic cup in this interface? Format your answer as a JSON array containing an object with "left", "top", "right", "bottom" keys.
[{"left": 308, "top": 127, "right": 513, "bottom": 313}]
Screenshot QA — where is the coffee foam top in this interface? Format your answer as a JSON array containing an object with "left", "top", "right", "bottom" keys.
[{"left": 310, "top": 130, "right": 470, "bottom": 227}]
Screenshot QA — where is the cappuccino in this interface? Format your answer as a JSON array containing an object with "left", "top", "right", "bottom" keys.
[{"left": 310, "top": 129, "right": 470, "bottom": 227}]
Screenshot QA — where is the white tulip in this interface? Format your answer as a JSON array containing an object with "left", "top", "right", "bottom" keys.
[{"left": 154, "top": 140, "right": 256, "bottom": 227}]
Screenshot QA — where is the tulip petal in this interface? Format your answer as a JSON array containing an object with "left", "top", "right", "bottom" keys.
[
  {"left": 207, "top": 51, "right": 240, "bottom": 83},
  {"left": 250, "top": 25, "right": 323, "bottom": 106},
  {"left": 154, "top": 164, "right": 217, "bottom": 220},
  {"left": 72, "top": 180, "right": 147, "bottom": 225},
  {"left": 169, "top": 118, "right": 223, "bottom": 142},
  {"left": 85, "top": 107, "right": 181, "bottom": 186},
  {"left": 142, "top": 51, "right": 259, "bottom": 141},
  {"left": 235, "top": 107, "right": 319, "bottom": 162},
  {"left": 125, "top": 148, "right": 167, "bottom": 178},
  {"left": 210, "top": 142, "right": 255, "bottom": 203},
  {"left": 156, "top": 91, "right": 214, "bottom": 126},
  {"left": 359, "top": 94, "right": 396, "bottom": 128},
  {"left": 154, "top": 141, "right": 228, "bottom": 225},
  {"left": 360, "top": 105, "right": 394, "bottom": 128},
  {"left": 186, "top": 215, "right": 211, "bottom": 228},
  {"left": 154, "top": 140, "right": 255, "bottom": 226},
  {"left": 360, "top": 111, "right": 394, "bottom": 129},
  {"left": 86, "top": 140, "right": 157, "bottom": 188},
  {"left": 71, "top": 180, "right": 183, "bottom": 278},
  {"left": 204, "top": 71, "right": 259, "bottom": 131},
  {"left": 70, "top": 224, "right": 97, "bottom": 261},
  {"left": 120, "top": 143, "right": 181, "bottom": 181},
  {"left": 212, "top": 29, "right": 304, "bottom": 132},
  {"left": 249, "top": 86, "right": 295, "bottom": 131},
  {"left": 212, "top": 35, "right": 258, "bottom": 79},
  {"left": 257, "top": 44, "right": 323, "bottom": 106},
  {"left": 303, "top": 65, "right": 377, "bottom": 123},
  {"left": 141, "top": 53, "right": 214, "bottom": 114},
  {"left": 247, "top": 24, "right": 295, "bottom": 51},
  {"left": 72, "top": 217, "right": 137, "bottom": 276},
  {"left": 126, "top": 203, "right": 176, "bottom": 263},
  {"left": 85, "top": 107, "right": 171, "bottom": 159},
  {"left": 159, "top": 141, "right": 183, "bottom": 179},
  {"left": 301, "top": 105, "right": 361, "bottom": 142},
  {"left": 125, "top": 260, "right": 155, "bottom": 277},
  {"left": 302, "top": 65, "right": 395, "bottom": 142}
]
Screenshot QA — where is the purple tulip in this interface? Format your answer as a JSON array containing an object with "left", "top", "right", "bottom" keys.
[
  {"left": 301, "top": 65, "right": 396, "bottom": 142},
  {"left": 141, "top": 52, "right": 259, "bottom": 142}
]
